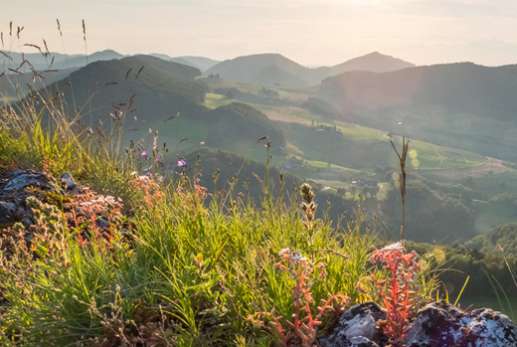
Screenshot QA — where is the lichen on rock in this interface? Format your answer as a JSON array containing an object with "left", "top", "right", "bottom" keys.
[{"left": 320, "top": 302, "right": 517, "bottom": 347}]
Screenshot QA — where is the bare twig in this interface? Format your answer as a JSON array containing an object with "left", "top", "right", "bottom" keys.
[
  {"left": 16, "top": 26, "right": 24, "bottom": 39},
  {"left": 43, "top": 39, "right": 50, "bottom": 56},
  {"left": 135, "top": 65, "right": 144, "bottom": 79},
  {"left": 389, "top": 135, "right": 410, "bottom": 240},
  {"left": 56, "top": 18, "right": 63, "bottom": 37},
  {"left": 23, "top": 43, "right": 44, "bottom": 56},
  {"left": 125, "top": 68, "right": 132, "bottom": 80}
]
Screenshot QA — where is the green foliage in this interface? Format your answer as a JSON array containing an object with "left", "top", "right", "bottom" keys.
[
  {"left": 0, "top": 179, "right": 381, "bottom": 345},
  {"left": 407, "top": 229, "right": 517, "bottom": 320}
]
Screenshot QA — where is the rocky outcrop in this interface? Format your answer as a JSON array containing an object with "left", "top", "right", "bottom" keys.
[
  {"left": 320, "top": 302, "right": 517, "bottom": 347},
  {"left": 0, "top": 169, "right": 57, "bottom": 226},
  {"left": 319, "top": 303, "right": 386, "bottom": 347},
  {"left": 405, "top": 302, "right": 517, "bottom": 347},
  {"left": 0, "top": 169, "right": 123, "bottom": 232}
]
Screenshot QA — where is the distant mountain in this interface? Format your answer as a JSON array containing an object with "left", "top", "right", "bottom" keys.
[
  {"left": 58, "top": 50, "right": 123, "bottom": 69},
  {"left": 326, "top": 51, "right": 414, "bottom": 75},
  {"left": 0, "top": 50, "right": 122, "bottom": 101},
  {"left": 170, "top": 56, "right": 220, "bottom": 71},
  {"left": 0, "top": 49, "right": 123, "bottom": 71},
  {"left": 206, "top": 53, "right": 312, "bottom": 87},
  {"left": 318, "top": 62, "right": 517, "bottom": 161},
  {"left": 206, "top": 52, "right": 413, "bottom": 87},
  {"left": 24, "top": 55, "right": 284, "bottom": 155}
]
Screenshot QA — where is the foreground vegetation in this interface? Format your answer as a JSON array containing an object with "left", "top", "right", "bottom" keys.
[{"left": 0, "top": 97, "right": 441, "bottom": 346}]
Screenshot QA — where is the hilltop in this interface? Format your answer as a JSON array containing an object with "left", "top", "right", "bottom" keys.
[
  {"left": 325, "top": 51, "right": 414, "bottom": 75},
  {"left": 206, "top": 53, "right": 312, "bottom": 87}
]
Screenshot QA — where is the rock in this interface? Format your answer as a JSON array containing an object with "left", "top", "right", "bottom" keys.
[
  {"left": 2, "top": 170, "right": 53, "bottom": 193},
  {"left": 0, "top": 201, "right": 17, "bottom": 225},
  {"left": 0, "top": 170, "right": 60, "bottom": 227},
  {"left": 319, "top": 302, "right": 386, "bottom": 347},
  {"left": 60, "top": 172, "right": 77, "bottom": 192},
  {"left": 348, "top": 337, "right": 380, "bottom": 347},
  {"left": 319, "top": 302, "right": 517, "bottom": 347},
  {"left": 405, "top": 302, "right": 517, "bottom": 347}
]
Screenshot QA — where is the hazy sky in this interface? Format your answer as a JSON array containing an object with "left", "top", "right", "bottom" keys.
[{"left": 2, "top": 0, "right": 517, "bottom": 66}]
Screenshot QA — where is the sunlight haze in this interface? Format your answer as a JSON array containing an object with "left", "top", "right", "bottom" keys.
[{"left": 2, "top": 0, "right": 517, "bottom": 66}]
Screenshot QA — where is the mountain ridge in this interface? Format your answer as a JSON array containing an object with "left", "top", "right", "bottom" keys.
[
  {"left": 206, "top": 51, "right": 415, "bottom": 87},
  {"left": 317, "top": 61, "right": 517, "bottom": 161}
]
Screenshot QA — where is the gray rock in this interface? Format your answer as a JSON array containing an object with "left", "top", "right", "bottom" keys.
[
  {"left": 2, "top": 170, "right": 52, "bottom": 193},
  {"left": 319, "top": 302, "right": 385, "bottom": 347},
  {"left": 405, "top": 302, "right": 517, "bottom": 347},
  {"left": 0, "top": 201, "right": 17, "bottom": 225},
  {"left": 348, "top": 336, "right": 380, "bottom": 347},
  {"left": 0, "top": 170, "right": 56, "bottom": 227},
  {"left": 60, "top": 172, "right": 77, "bottom": 191}
]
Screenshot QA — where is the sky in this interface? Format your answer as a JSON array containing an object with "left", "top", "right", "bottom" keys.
[{"left": 1, "top": 0, "right": 517, "bottom": 67}]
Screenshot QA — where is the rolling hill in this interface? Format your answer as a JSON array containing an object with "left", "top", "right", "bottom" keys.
[
  {"left": 22, "top": 55, "right": 285, "bottom": 156},
  {"left": 206, "top": 53, "right": 313, "bottom": 87},
  {"left": 183, "top": 148, "right": 355, "bottom": 217},
  {"left": 36, "top": 54, "right": 207, "bottom": 123},
  {"left": 318, "top": 62, "right": 517, "bottom": 162}
]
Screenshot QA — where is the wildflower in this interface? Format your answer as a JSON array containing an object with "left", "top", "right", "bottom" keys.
[
  {"left": 279, "top": 247, "right": 291, "bottom": 257},
  {"left": 370, "top": 242, "right": 419, "bottom": 345},
  {"left": 130, "top": 173, "right": 164, "bottom": 207},
  {"left": 254, "top": 247, "right": 349, "bottom": 347},
  {"left": 176, "top": 159, "right": 187, "bottom": 168}
]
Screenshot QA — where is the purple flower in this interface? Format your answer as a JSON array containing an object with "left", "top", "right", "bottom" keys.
[{"left": 176, "top": 159, "right": 187, "bottom": 168}]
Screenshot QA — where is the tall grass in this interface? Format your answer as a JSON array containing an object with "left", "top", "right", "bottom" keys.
[{"left": 0, "top": 163, "right": 379, "bottom": 345}]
